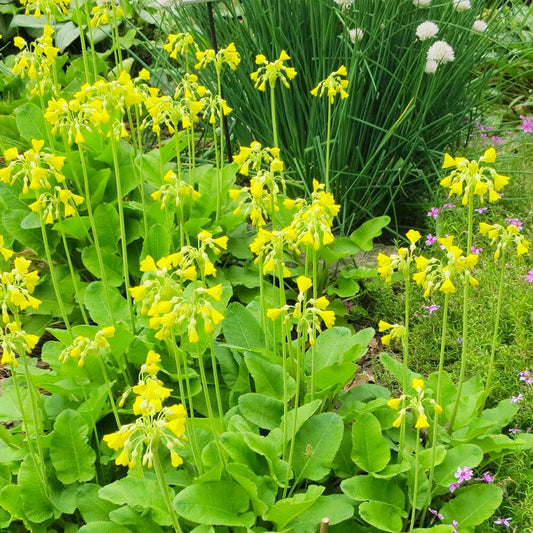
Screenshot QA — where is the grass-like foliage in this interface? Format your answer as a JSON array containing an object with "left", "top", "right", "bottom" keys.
[{"left": 163, "top": 0, "right": 504, "bottom": 232}]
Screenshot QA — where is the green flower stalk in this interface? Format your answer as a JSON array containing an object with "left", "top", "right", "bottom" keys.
[{"left": 311, "top": 66, "right": 349, "bottom": 192}]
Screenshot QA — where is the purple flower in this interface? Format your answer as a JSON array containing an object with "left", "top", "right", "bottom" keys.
[
  {"left": 527, "top": 269, "right": 533, "bottom": 283},
  {"left": 510, "top": 393, "right": 524, "bottom": 404},
  {"left": 423, "top": 304, "right": 440, "bottom": 315},
  {"left": 491, "top": 135, "right": 502, "bottom": 145},
  {"left": 509, "top": 427, "right": 521, "bottom": 434},
  {"left": 457, "top": 337, "right": 463, "bottom": 344},
  {"left": 475, "top": 206, "right": 488, "bottom": 214},
  {"left": 451, "top": 520, "right": 459, "bottom": 533},
  {"left": 520, "top": 115, "right": 533, "bottom": 133},
  {"left": 426, "top": 234, "right": 438, "bottom": 246},
  {"left": 477, "top": 471, "right": 494, "bottom": 483},
  {"left": 505, "top": 218, "right": 523, "bottom": 231},
  {"left": 343, "top": 300, "right": 354, "bottom": 313},
  {"left": 448, "top": 482, "right": 462, "bottom": 493},
  {"left": 427, "top": 207, "right": 441, "bottom": 219},
  {"left": 429, "top": 508, "right": 444, "bottom": 520},
  {"left": 518, "top": 370, "right": 533, "bottom": 385},
  {"left": 494, "top": 517, "right": 512, "bottom": 527},
  {"left": 443, "top": 203, "right": 455, "bottom": 209},
  {"left": 471, "top": 246, "right": 483, "bottom": 254},
  {"left": 455, "top": 466, "right": 473, "bottom": 483}
]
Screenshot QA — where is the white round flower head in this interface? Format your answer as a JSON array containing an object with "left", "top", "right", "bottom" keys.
[
  {"left": 453, "top": 0, "right": 471, "bottom": 11},
  {"left": 472, "top": 20, "right": 488, "bottom": 32},
  {"left": 334, "top": 0, "right": 355, "bottom": 8},
  {"left": 416, "top": 21, "right": 439, "bottom": 41},
  {"left": 427, "top": 40, "right": 455, "bottom": 64},
  {"left": 349, "top": 28, "right": 364, "bottom": 43},
  {"left": 413, "top": 0, "right": 432, "bottom": 8},
  {"left": 424, "top": 60, "right": 439, "bottom": 74}
]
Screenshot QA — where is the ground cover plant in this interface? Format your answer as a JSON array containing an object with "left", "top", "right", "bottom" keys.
[{"left": 0, "top": 1, "right": 531, "bottom": 532}]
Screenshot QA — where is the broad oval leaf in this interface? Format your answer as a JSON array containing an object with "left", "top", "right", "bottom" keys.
[
  {"left": 351, "top": 412, "right": 391, "bottom": 473},
  {"left": 359, "top": 501, "right": 404, "bottom": 533}
]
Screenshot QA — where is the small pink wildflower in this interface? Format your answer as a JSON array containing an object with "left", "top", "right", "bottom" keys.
[
  {"left": 427, "top": 207, "right": 440, "bottom": 219},
  {"left": 343, "top": 300, "right": 354, "bottom": 313},
  {"left": 423, "top": 304, "right": 440, "bottom": 314},
  {"left": 451, "top": 520, "right": 459, "bottom": 533},
  {"left": 428, "top": 508, "right": 444, "bottom": 520},
  {"left": 426, "top": 234, "right": 438, "bottom": 246},
  {"left": 505, "top": 218, "right": 523, "bottom": 231},
  {"left": 526, "top": 269, "right": 533, "bottom": 283},
  {"left": 509, "top": 427, "right": 521, "bottom": 434},
  {"left": 475, "top": 206, "right": 488, "bottom": 214},
  {"left": 520, "top": 115, "right": 533, "bottom": 133},
  {"left": 448, "top": 482, "right": 462, "bottom": 493},
  {"left": 477, "top": 471, "right": 494, "bottom": 483},
  {"left": 443, "top": 203, "right": 455, "bottom": 209},
  {"left": 510, "top": 393, "right": 524, "bottom": 404},
  {"left": 471, "top": 246, "right": 483, "bottom": 254},
  {"left": 455, "top": 466, "right": 473, "bottom": 482},
  {"left": 494, "top": 517, "right": 512, "bottom": 527},
  {"left": 518, "top": 370, "right": 533, "bottom": 385},
  {"left": 491, "top": 136, "right": 502, "bottom": 145}
]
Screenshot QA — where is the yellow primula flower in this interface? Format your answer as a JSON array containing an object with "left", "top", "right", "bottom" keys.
[
  {"left": 311, "top": 65, "right": 349, "bottom": 104},
  {"left": 250, "top": 50, "right": 297, "bottom": 91}
]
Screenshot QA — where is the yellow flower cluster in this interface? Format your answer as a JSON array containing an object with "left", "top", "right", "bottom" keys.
[
  {"left": 440, "top": 148, "right": 510, "bottom": 205},
  {"left": 310, "top": 65, "right": 349, "bottom": 104},
  {"left": 0, "top": 320, "right": 40, "bottom": 367},
  {"left": 377, "top": 229, "right": 422, "bottom": 283},
  {"left": 12, "top": 25, "right": 59, "bottom": 96},
  {"left": 58, "top": 326, "right": 115, "bottom": 367},
  {"left": 378, "top": 320, "right": 406, "bottom": 346},
  {"left": 104, "top": 351, "right": 187, "bottom": 470},
  {"left": 19, "top": 0, "right": 69, "bottom": 20},
  {"left": 163, "top": 32, "right": 195, "bottom": 60},
  {"left": 479, "top": 222, "right": 530, "bottom": 259},
  {"left": 90, "top": 0, "right": 124, "bottom": 28},
  {"left": 249, "top": 226, "right": 298, "bottom": 276},
  {"left": 195, "top": 42, "right": 241, "bottom": 72},
  {"left": 267, "top": 276, "right": 336, "bottom": 345},
  {"left": 387, "top": 378, "right": 442, "bottom": 429},
  {"left": 151, "top": 169, "right": 201, "bottom": 210},
  {"left": 413, "top": 236, "right": 479, "bottom": 297},
  {"left": 250, "top": 50, "right": 297, "bottom": 91},
  {"left": 1, "top": 256, "right": 41, "bottom": 321},
  {"left": 285, "top": 179, "right": 340, "bottom": 250},
  {"left": 232, "top": 141, "right": 284, "bottom": 177},
  {"left": 28, "top": 187, "right": 84, "bottom": 225}
]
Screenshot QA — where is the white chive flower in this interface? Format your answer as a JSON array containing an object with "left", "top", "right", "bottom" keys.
[
  {"left": 349, "top": 28, "right": 364, "bottom": 43},
  {"left": 427, "top": 40, "right": 455, "bottom": 64},
  {"left": 416, "top": 21, "right": 439, "bottom": 41},
  {"left": 472, "top": 20, "right": 487, "bottom": 32}
]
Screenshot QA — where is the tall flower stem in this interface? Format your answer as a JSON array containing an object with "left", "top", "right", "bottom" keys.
[
  {"left": 270, "top": 86, "right": 279, "bottom": 149},
  {"left": 409, "top": 428, "right": 421, "bottom": 532},
  {"left": 325, "top": 100, "right": 332, "bottom": 193},
  {"left": 422, "top": 293, "right": 449, "bottom": 523},
  {"left": 39, "top": 215, "right": 72, "bottom": 335},
  {"left": 73, "top": 0, "right": 92, "bottom": 83},
  {"left": 399, "top": 270, "right": 411, "bottom": 459},
  {"left": 484, "top": 249, "right": 506, "bottom": 397},
  {"left": 152, "top": 443, "right": 183, "bottom": 533},
  {"left": 96, "top": 356, "right": 121, "bottom": 428},
  {"left": 448, "top": 196, "right": 474, "bottom": 432},
  {"left": 109, "top": 135, "right": 136, "bottom": 332}
]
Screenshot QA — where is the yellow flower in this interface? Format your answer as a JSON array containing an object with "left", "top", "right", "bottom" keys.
[
  {"left": 406, "top": 229, "right": 422, "bottom": 245},
  {"left": 387, "top": 398, "right": 401, "bottom": 410},
  {"left": 296, "top": 276, "right": 313, "bottom": 294},
  {"left": 415, "top": 413, "right": 430, "bottom": 429},
  {"left": 439, "top": 278, "right": 456, "bottom": 294},
  {"left": 250, "top": 50, "right": 297, "bottom": 91},
  {"left": 412, "top": 378, "right": 425, "bottom": 391},
  {"left": 267, "top": 308, "right": 283, "bottom": 320},
  {"left": 311, "top": 65, "right": 349, "bottom": 104}
]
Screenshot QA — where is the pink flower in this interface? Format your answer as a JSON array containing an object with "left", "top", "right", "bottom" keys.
[
  {"left": 494, "top": 517, "right": 512, "bottom": 527},
  {"left": 443, "top": 203, "right": 455, "bottom": 209},
  {"left": 505, "top": 218, "right": 523, "bottom": 231},
  {"left": 451, "top": 520, "right": 459, "bottom": 533},
  {"left": 455, "top": 466, "right": 473, "bottom": 482},
  {"left": 509, "top": 427, "right": 521, "bottom": 434},
  {"left": 423, "top": 304, "right": 440, "bottom": 314},
  {"left": 427, "top": 207, "right": 440, "bottom": 219},
  {"left": 471, "top": 246, "right": 483, "bottom": 254},
  {"left": 477, "top": 471, "right": 494, "bottom": 483},
  {"left": 448, "top": 482, "right": 462, "bottom": 493},
  {"left": 426, "top": 234, "right": 438, "bottom": 246},
  {"left": 491, "top": 136, "right": 502, "bottom": 145},
  {"left": 475, "top": 206, "right": 488, "bottom": 214},
  {"left": 527, "top": 269, "right": 533, "bottom": 283},
  {"left": 429, "top": 508, "right": 444, "bottom": 520},
  {"left": 510, "top": 393, "right": 523, "bottom": 403},
  {"left": 520, "top": 115, "right": 533, "bottom": 133}
]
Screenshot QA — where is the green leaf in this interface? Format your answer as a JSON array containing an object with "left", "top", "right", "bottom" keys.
[
  {"left": 93, "top": 203, "right": 120, "bottom": 252},
  {"left": 15, "top": 103, "right": 48, "bottom": 142},
  {"left": 55, "top": 21, "right": 80, "bottom": 51},
  {"left": 2, "top": 208, "right": 44, "bottom": 255},
  {"left": 18, "top": 455, "right": 55, "bottom": 523},
  {"left": 81, "top": 247, "right": 124, "bottom": 286},
  {"left": 172, "top": 481, "right": 254, "bottom": 527},
  {"left": 141, "top": 223, "right": 170, "bottom": 262},
  {"left": 238, "top": 393, "right": 284, "bottom": 430},
  {"left": 440, "top": 484, "right": 503, "bottom": 528},
  {"left": 289, "top": 494, "right": 354, "bottom": 533},
  {"left": 292, "top": 412, "right": 344, "bottom": 481},
  {"left": 351, "top": 412, "right": 391, "bottom": 473},
  {"left": 313, "top": 363, "right": 357, "bottom": 395},
  {"left": 341, "top": 475, "right": 405, "bottom": 510},
  {"left": 433, "top": 444, "right": 483, "bottom": 486},
  {"left": 223, "top": 303, "right": 265, "bottom": 351},
  {"left": 359, "top": 501, "right": 404, "bottom": 533},
  {"left": 263, "top": 485, "right": 324, "bottom": 528},
  {"left": 78, "top": 522, "right": 131, "bottom": 533},
  {"left": 281, "top": 400, "right": 322, "bottom": 444},
  {"left": 77, "top": 484, "right": 118, "bottom": 523},
  {"left": 379, "top": 352, "right": 420, "bottom": 391},
  {"left": 84, "top": 281, "right": 129, "bottom": 326},
  {"left": 50, "top": 409, "right": 96, "bottom": 484},
  {"left": 350, "top": 216, "right": 391, "bottom": 251},
  {"left": 244, "top": 351, "right": 295, "bottom": 401}
]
